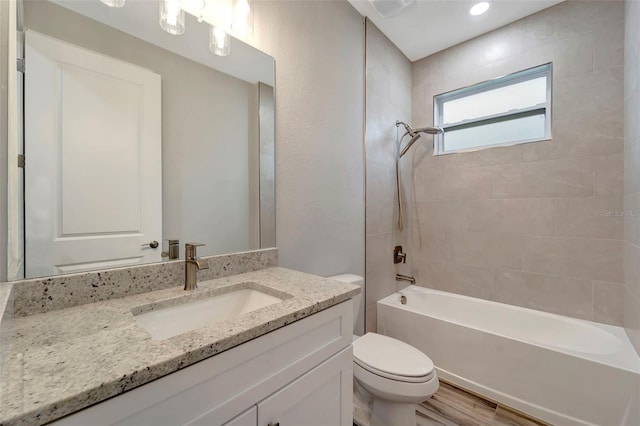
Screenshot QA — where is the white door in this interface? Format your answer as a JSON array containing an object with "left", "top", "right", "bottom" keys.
[
  {"left": 257, "top": 348, "right": 353, "bottom": 426},
  {"left": 25, "top": 30, "right": 162, "bottom": 278}
]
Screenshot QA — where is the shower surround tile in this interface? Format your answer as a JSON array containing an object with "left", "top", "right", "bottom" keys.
[
  {"left": 411, "top": 230, "right": 446, "bottom": 262},
  {"left": 414, "top": 166, "right": 493, "bottom": 201},
  {"left": 624, "top": 285, "right": 640, "bottom": 355},
  {"left": 519, "top": 0, "right": 623, "bottom": 50},
  {"left": 553, "top": 196, "right": 623, "bottom": 239},
  {"left": 415, "top": 261, "right": 494, "bottom": 301},
  {"left": 494, "top": 270, "right": 593, "bottom": 320},
  {"left": 552, "top": 66, "right": 624, "bottom": 123},
  {"left": 445, "top": 232, "right": 523, "bottom": 271},
  {"left": 402, "top": 0, "right": 626, "bottom": 325},
  {"left": 521, "top": 118, "right": 623, "bottom": 162},
  {"left": 364, "top": 20, "right": 412, "bottom": 332},
  {"left": 625, "top": 192, "right": 640, "bottom": 247},
  {"left": 624, "top": 242, "right": 640, "bottom": 301},
  {"left": 492, "top": 156, "right": 594, "bottom": 199},
  {"left": 413, "top": 201, "right": 469, "bottom": 233},
  {"left": 523, "top": 236, "right": 622, "bottom": 283},
  {"left": 466, "top": 199, "right": 555, "bottom": 236},
  {"left": 595, "top": 152, "right": 625, "bottom": 198},
  {"left": 593, "top": 280, "right": 624, "bottom": 326}
]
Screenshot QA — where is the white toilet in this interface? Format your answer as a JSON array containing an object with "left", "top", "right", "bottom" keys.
[{"left": 329, "top": 274, "right": 439, "bottom": 426}]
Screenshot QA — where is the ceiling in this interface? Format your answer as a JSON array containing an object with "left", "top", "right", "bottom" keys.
[{"left": 348, "top": 0, "right": 565, "bottom": 61}]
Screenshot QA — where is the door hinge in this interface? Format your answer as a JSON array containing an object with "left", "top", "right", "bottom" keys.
[
  {"left": 17, "top": 58, "right": 25, "bottom": 73},
  {"left": 18, "top": 155, "right": 25, "bottom": 168}
]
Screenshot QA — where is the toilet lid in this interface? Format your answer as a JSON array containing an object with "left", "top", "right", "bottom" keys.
[{"left": 353, "top": 333, "right": 434, "bottom": 382}]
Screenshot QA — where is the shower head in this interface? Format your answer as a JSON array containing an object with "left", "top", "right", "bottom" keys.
[
  {"left": 396, "top": 121, "right": 444, "bottom": 158},
  {"left": 411, "top": 126, "right": 443, "bottom": 135},
  {"left": 396, "top": 120, "right": 443, "bottom": 137},
  {"left": 399, "top": 133, "right": 422, "bottom": 158}
]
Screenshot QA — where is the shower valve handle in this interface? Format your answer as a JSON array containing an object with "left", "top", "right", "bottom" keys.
[{"left": 393, "top": 245, "right": 407, "bottom": 264}]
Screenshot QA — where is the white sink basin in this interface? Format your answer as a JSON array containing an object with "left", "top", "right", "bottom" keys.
[{"left": 135, "top": 289, "right": 284, "bottom": 340}]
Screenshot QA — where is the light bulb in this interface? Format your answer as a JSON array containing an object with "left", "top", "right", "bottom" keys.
[
  {"left": 231, "top": 0, "right": 253, "bottom": 36},
  {"left": 159, "top": 0, "right": 185, "bottom": 35},
  {"left": 209, "top": 26, "right": 230, "bottom": 56},
  {"left": 100, "top": 0, "right": 125, "bottom": 7},
  {"left": 469, "top": 1, "right": 491, "bottom": 16},
  {"left": 184, "top": 0, "right": 206, "bottom": 9}
]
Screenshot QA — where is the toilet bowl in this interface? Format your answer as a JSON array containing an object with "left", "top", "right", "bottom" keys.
[
  {"left": 329, "top": 274, "right": 439, "bottom": 426},
  {"left": 353, "top": 332, "right": 439, "bottom": 425}
]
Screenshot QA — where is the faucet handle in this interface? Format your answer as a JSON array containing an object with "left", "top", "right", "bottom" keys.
[
  {"left": 393, "top": 245, "right": 407, "bottom": 264},
  {"left": 185, "top": 243, "right": 205, "bottom": 258},
  {"left": 186, "top": 242, "right": 205, "bottom": 247}
]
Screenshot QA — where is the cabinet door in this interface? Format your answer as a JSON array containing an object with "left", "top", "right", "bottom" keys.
[
  {"left": 257, "top": 347, "right": 353, "bottom": 426},
  {"left": 222, "top": 406, "right": 257, "bottom": 426}
]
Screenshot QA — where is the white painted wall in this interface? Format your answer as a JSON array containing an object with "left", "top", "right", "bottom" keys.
[{"left": 247, "top": 1, "right": 365, "bottom": 279}]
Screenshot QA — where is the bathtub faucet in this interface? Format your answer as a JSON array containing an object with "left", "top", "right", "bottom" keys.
[{"left": 395, "top": 274, "right": 416, "bottom": 285}]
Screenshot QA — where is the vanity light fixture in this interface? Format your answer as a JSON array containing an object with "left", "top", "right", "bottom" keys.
[
  {"left": 185, "top": 0, "right": 207, "bottom": 22},
  {"left": 105, "top": 0, "right": 234, "bottom": 55},
  {"left": 100, "top": 0, "right": 125, "bottom": 7},
  {"left": 185, "top": 0, "right": 206, "bottom": 9},
  {"left": 469, "top": 1, "right": 491, "bottom": 16},
  {"left": 159, "top": 0, "right": 186, "bottom": 35},
  {"left": 231, "top": 0, "right": 253, "bottom": 36},
  {"left": 209, "top": 25, "right": 231, "bottom": 56}
]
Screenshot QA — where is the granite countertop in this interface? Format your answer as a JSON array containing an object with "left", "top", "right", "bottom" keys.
[{"left": 0, "top": 267, "right": 360, "bottom": 426}]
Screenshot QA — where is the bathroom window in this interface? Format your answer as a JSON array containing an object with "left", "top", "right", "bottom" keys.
[{"left": 433, "top": 63, "right": 552, "bottom": 155}]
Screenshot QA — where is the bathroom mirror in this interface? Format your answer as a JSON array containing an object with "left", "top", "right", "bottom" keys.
[{"left": 6, "top": 0, "right": 275, "bottom": 280}]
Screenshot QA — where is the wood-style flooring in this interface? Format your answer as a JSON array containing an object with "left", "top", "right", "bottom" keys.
[
  {"left": 354, "top": 381, "right": 549, "bottom": 426},
  {"left": 416, "top": 382, "right": 548, "bottom": 426}
]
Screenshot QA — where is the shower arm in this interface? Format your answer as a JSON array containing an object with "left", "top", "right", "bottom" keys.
[
  {"left": 396, "top": 120, "right": 413, "bottom": 136},
  {"left": 396, "top": 120, "right": 443, "bottom": 143}
]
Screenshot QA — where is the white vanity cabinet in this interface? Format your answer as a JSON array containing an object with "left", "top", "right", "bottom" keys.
[
  {"left": 255, "top": 348, "right": 352, "bottom": 426},
  {"left": 51, "top": 300, "right": 353, "bottom": 426},
  {"left": 223, "top": 407, "right": 257, "bottom": 426}
]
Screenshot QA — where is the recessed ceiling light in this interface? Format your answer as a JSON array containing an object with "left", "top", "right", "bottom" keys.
[{"left": 469, "top": 1, "right": 491, "bottom": 16}]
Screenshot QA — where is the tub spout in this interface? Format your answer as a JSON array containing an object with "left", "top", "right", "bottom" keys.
[{"left": 396, "top": 274, "right": 416, "bottom": 284}]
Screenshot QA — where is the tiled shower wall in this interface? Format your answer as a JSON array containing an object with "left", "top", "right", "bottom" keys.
[
  {"left": 365, "top": 20, "right": 412, "bottom": 332},
  {"left": 407, "top": 1, "right": 624, "bottom": 325},
  {"left": 624, "top": 0, "right": 640, "bottom": 353}
]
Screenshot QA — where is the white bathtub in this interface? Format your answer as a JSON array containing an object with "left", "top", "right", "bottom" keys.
[{"left": 377, "top": 286, "right": 640, "bottom": 426}]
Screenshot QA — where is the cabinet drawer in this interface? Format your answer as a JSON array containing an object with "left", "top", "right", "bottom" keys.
[{"left": 52, "top": 300, "right": 352, "bottom": 426}]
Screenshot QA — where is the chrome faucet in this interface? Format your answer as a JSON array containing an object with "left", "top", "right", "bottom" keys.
[
  {"left": 395, "top": 274, "right": 416, "bottom": 285},
  {"left": 184, "top": 243, "right": 209, "bottom": 290}
]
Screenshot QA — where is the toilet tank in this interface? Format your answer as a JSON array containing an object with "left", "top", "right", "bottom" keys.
[{"left": 328, "top": 274, "right": 364, "bottom": 335}]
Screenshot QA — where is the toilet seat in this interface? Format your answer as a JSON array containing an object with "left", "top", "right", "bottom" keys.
[
  {"left": 352, "top": 333, "right": 435, "bottom": 383},
  {"left": 355, "top": 359, "right": 434, "bottom": 383},
  {"left": 353, "top": 361, "right": 439, "bottom": 403}
]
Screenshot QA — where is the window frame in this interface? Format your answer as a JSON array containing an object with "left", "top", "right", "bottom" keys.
[{"left": 433, "top": 63, "right": 553, "bottom": 156}]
